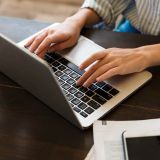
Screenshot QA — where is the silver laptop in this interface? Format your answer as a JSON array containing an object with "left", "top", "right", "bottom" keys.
[{"left": 0, "top": 33, "right": 152, "bottom": 129}]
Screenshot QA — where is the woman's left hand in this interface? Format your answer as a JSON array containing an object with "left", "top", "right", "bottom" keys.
[{"left": 76, "top": 47, "right": 150, "bottom": 87}]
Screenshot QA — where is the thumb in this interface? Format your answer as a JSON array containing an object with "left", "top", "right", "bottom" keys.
[{"left": 48, "top": 40, "right": 76, "bottom": 52}]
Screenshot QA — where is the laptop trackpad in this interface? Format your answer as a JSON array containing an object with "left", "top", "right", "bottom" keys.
[{"left": 60, "top": 36, "right": 104, "bottom": 68}]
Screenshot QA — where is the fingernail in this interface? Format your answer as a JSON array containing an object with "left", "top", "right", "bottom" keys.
[
  {"left": 97, "top": 78, "right": 103, "bottom": 82},
  {"left": 76, "top": 81, "right": 81, "bottom": 86},
  {"left": 83, "top": 83, "right": 88, "bottom": 88},
  {"left": 79, "top": 64, "right": 83, "bottom": 69},
  {"left": 76, "top": 81, "right": 79, "bottom": 85}
]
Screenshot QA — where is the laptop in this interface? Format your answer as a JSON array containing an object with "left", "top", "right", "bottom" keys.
[{"left": 0, "top": 24, "right": 152, "bottom": 129}]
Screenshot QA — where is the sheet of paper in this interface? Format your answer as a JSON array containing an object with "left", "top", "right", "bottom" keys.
[
  {"left": 84, "top": 146, "right": 95, "bottom": 160},
  {"left": 93, "top": 119, "right": 160, "bottom": 160}
]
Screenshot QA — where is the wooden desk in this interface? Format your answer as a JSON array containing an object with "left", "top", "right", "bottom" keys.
[{"left": 0, "top": 16, "right": 160, "bottom": 160}]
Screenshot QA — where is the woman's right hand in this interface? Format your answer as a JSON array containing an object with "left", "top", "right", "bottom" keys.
[{"left": 24, "top": 19, "right": 82, "bottom": 58}]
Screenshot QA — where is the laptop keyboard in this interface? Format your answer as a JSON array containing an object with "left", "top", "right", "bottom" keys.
[{"left": 44, "top": 52, "right": 119, "bottom": 118}]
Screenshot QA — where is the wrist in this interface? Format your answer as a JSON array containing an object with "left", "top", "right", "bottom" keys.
[
  {"left": 137, "top": 44, "right": 160, "bottom": 68},
  {"left": 64, "top": 9, "right": 91, "bottom": 32},
  {"left": 64, "top": 8, "right": 100, "bottom": 31},
  {"left": 64, "top": 16, "right": 85, "bottom": 32}
]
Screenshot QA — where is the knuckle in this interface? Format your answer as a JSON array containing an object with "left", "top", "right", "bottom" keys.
[
  {"left": 55, "top": 45, "right": 63, "bottom": 51},
  {"left": 47, "top": 28, "right": 54, "bottom": 34},
  {"left": 56, "top": 30, "right": 65, "bottom": 36},
  {"left": 35, "top": 36, "right": 41, "bottom": 42},
  {"left": 46, "top": 36, "right": 52, "bottom": 42},
  {"left": 118, "top": 67, "right": 124, "bottom": 75},
  {"left": 91, "top": 53, "right": 98, "bottom": 59}
]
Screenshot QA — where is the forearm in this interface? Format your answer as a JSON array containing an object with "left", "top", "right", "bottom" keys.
[
  {"left": 64, "top": 8, "right": 101, "bottom": 30},
  {"left": 138, "top": 44, "right": 160, "bottom": 68}
]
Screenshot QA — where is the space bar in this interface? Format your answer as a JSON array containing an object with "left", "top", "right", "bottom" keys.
[{"left": 59, "top": 58, "right": 85, "bottom": 75}]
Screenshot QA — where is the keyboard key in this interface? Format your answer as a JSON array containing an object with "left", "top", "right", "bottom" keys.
[
  {"left": 96, "top": 81, "right": 106, "bottom": 88},
  {"left": 73, "top": 107, "right": 81, "bottom": 113},
  {"left": 75, "top": 75, "right": 80, "bottom": 80},
  {"left": 58, "top": 79, "right": 65, "bottom": 85},
  {"left": 62, "top": 83, "right": 71, "bottom": 90},
  {"left": 109, "top": 88, "right": 119, "bottom": 96},
  {"left": 92, "top": 95, "right": 106, "bottom": 105},
  {"left": 81, "top": 96, "right": 90, "bottom": 103},
  {"left": 102, "top": 84, "right": 112, "bottom": 92},
  {"left": 44, "top": 55, "right": 54, "bottom": 64},
  {"left": 69, "top": 102, "right": 74, "bottom": 107},
  {"left": 95, "top": 88, "right": 112, "bottom": 100},
  {"left": 59, "top": 57, "right": 69, "bottom": 65},
  {"left": 48, "top": 52, "right": 61, "bottom": 60},
  {"left": 66, "top": 78, "right": 75, "bottom": 85},
  {"left": 79, "top": 86, "right": 88, "bottom": 93},
  {"left": 85, "top": 107, "right": 94, "bottom": 114},
  {"left": 86, "top": 90, "right": 94, "bottom": 97},
  {"left": 88, "top": 100, "right": 101, "bottom": 109},
  {"left": 63, "top": 89, "right": 68, "bottom": 95},
  {"left": 52, "top": 61, "right": 61, "bottom": 67},
  {"left": 64, "top": 68, "right": 72, "bottom": 75},
  {"left": 71, "top": 98, "right": 81, "bottom": 105},
  {"left": 78, "top": 102, "right": 87, "bottom": 110},
  {"left": 89, "top": 84, "right": 98, "bottom": 91},
  {"left": 70, "top": 72, "right": 79, "bottom": 79},
  {"left": 55, "top": 71, "right": 63, "bottom": 77},
  {"left": 73, "top": 83, "right": 80, "bottom": 89},
  {"left": 80, "top": 112, "right": 88, "bottom": 118},
  {"left": 58, "top": 65, "right": 66, "bottom": 71},
  {"left": 75, "top": 91, "right": 84, "bottom": 98},
  {"left": 66, "top": 94, "right": 74, "bottom": 101},
  {"left": 60, "top": 74, "right": 70, "bottom": 81},
  {"left": 52, "top": 67, "right": 57, "bottom": 72},
  {"left": 59, "top": 58, "right": 84, "bottom": 75},
  {"left": 68, "top": 87, "right": 77, "bottom": 94}
]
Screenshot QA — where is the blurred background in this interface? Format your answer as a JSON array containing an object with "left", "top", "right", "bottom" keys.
[{"left": 0, "top": 0, "right": 83, "bottom": 22}]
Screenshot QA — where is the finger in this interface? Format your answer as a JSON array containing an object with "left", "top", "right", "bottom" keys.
[
  {"left": 76, "top": 62, "right": 99, "bottom": 86},
  {"left": 83, "top": 62, "right": 117, "bottom": 87},
  {"left": 36, "top": 45, "right": 49, "bottom": 58},
  {"left": 24, "top": 36, "right": 36, "bottom": 48},
  {"left": 96, "top": 67, "right": 121, "bottom": 81},
  {"left": 48, "top": 40, "right": 73, "bottom": 52},
  {"left": 79, "top": 51, "right": 106, "bottom": 70},
  {"left": 76, "top": 56, "right": 111, "bottom": 86},
  {"left": 35, "top": 33, "right": 70, "bottom": 55},
  {"left": 28, "top": 32, "right": 48, "bottom": 53}
]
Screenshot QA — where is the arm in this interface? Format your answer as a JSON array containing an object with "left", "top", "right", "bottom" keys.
[
  {"left": 25, "top": 8, "right": 100, "bottom": 57},
  {"left": 81, "top": 0, "right": 132, "bottom": 25},
  {"left": 77, "top": 44, "right": 160, "bottom": 87},
  {"left": 25, "top": 0, "right": 132, "bottom": 57}
]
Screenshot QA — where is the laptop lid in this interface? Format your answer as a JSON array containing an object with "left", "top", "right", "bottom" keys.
[{"left": 0, "top": 34, "right": 82, "bottom": 129}]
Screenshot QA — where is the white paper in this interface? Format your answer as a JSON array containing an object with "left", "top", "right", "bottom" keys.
[
  {"left": 84, "top": 146, "right": 95, "bottom": 160},
  {"left": 91, "top": 119, "right": 160, "bottom": 160}
]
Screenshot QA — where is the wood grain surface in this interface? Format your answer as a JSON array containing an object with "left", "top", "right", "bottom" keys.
[{"left": 0, "top": 16, "right": 160, "bottom": 160}]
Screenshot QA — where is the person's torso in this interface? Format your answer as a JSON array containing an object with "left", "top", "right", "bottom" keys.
[{"left": 124, "top": 0, "right": 160, "bottom": 35}]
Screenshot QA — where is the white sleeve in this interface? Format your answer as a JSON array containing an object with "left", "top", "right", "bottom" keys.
[{"left": 81, "top": 0, "right": 131, "bottom": 24}]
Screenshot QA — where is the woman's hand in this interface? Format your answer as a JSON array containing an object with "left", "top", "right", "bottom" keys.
[
  {"left": 24, "top": 8, "right": 101, "bottom": 58},
  {"left": 76, "top": 47, "right": 151, "bottom": 87},
  {"left": 24, "top": 19, "right": 82, "bottom": 58}
]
